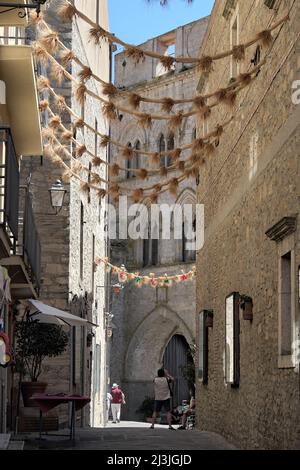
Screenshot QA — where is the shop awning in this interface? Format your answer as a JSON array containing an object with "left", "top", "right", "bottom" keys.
[
  {"left": 0, "top": 45, "right": 42, "bottom": 156},
  {"left": 28, "top": 299, "right": 98, "bottom": 327},
  {"left": 0, "top": 1, "right": 28, "bottom": 26}
]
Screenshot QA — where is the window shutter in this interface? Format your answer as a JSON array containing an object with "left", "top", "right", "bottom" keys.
[{"left": 198, "top": 310, "right": 208, "bottom": 384}]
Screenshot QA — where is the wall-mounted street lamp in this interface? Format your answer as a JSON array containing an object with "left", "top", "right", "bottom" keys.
[
  {"left": 49, "top": 179, "right": 67, "bottom": 214},
  {"left": 0, "top": 1, "right": 47, "bottom": 18}
]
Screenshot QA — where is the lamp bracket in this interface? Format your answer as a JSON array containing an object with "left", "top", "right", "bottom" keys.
[{"left": 0, "top": 1, "right": 47, "bottom": 17}]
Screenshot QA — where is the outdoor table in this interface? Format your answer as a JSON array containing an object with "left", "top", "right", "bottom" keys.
[{"left": 32, "top": 393, "right": 91, "bottom": 442}]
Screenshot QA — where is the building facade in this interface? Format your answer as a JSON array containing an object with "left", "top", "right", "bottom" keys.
[
  {"left": 109, "top": 17, "right": 208, "bottom": 420},
  {"left": 196, "top": 0, "right": 300, "bottom": 449},
  {"left": 0, "top": 4, "right": 42, "bottom": 433},
  {"left": 15, "top": 0, "right": 110, "bottom": 430}
]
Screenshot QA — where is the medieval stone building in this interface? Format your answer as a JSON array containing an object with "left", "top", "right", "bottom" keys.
[
  {"left": 109, "top": 17, "right": 209, "bottom": 420},
  {"left": 16, "top": 0, "right": 110, "bottom": 429},
  {"left": 195, "top": 0, "right": 300, "bottom": 450}
]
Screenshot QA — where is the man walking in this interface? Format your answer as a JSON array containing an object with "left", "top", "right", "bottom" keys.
[{"left": 111, "top": 383, "right": 125, "bottom": 424}]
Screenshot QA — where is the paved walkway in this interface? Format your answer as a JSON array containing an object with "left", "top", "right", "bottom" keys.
[{"left": 23, "top": 421, "right": 236, "bottom": 450}]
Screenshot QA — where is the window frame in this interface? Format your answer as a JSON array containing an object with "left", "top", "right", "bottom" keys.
[
  {"left": 278, "top": 234, "right": 297, "bottom": 369},
  {"left": 225, "top": 292, "right": 240, "bottom": 387}
]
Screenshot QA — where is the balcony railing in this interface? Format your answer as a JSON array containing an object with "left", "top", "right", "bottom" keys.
[
  {"left": 0, "top": 127, "right": 41, "bottom": 293},
  {"left": 0, "top": 127, "right": 19, "bottom": 248}
]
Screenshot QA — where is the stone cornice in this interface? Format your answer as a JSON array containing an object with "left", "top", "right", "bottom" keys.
[
  {"left": 265, "top": 216, "right": 297, "bottom": 242},
  {"left": 118, "top": 66, "right": 196, "bottom": 95}
]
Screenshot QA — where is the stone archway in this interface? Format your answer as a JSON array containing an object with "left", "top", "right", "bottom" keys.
[{"left": 123, "top": 304, "right": 193, "bottom": 419}]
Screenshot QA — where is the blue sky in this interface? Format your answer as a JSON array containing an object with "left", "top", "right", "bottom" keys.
[{"left": 108, "top": 0, "right": 214, "bottom": 47}]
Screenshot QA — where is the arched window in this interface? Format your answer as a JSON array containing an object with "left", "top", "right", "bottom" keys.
[
  {"left": 192, "top": 127, "right": 197, "bottom": 140},
  {"left": 143, "top": 217, "right": 159, "bottom": 267},
  {"left": 134, "top": 140, "right": 141, "bottom": 174},
  {"left": 159, "top": 134, "right": 166, "bottom": 167},
  {"left": 166, "top": 133, "right": 174, "bottom": 167},
  {"left": 126, "top": 142, "right": 132, "bottom": 179},
  {"left": 182, "top": 216, "right": 196, "bottom": 262}
]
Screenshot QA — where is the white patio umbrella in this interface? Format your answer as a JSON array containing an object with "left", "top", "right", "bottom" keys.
[{"left": 27, "top": 299, "right": 98, "bottom": 327}]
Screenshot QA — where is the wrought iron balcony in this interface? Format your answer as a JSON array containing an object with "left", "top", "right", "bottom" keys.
[
  {"left": 0, "top": 127, "right": 41, "bottom": 297},
  {"left": 0, "top": 127, "right": 19, "bottom": 254}
]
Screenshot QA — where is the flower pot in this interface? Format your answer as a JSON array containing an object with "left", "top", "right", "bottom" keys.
[{"left": 21, "top": 382, "right": 47, "bottom": 407}]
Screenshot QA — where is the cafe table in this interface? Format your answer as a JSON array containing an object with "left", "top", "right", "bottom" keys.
[{"left": 32, "top": 393, "right": 91, "bottom": 441}]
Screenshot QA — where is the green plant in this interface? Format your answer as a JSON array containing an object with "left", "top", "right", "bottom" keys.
[
  {"left": 180, "top": 343, "right": 196, "bottom": 395},
  {"left": 136, "top": 396, "right": 154, "bottom": 419},
  {"left": 15, "top": 321, "right": 69, "bottom": 382}
]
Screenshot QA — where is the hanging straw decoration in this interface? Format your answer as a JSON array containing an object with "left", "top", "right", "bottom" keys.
[
  {"left": 55, "top": 95, "right": 67, "bottom": 111},
  {"left": 232, "top": 44, "right": 246, "bottom": 62},
  {"left": 78, "top": 66, "right": 93, "bottom": 83},
  {"left": 110, "top": 163, "right": 120, "bottom": 177},
  {"left": 74, "top": 118, "right": 85, "bottom": 129},
  {"left": 49, "top": 115, "right": 61, "bottom": 129},
  {"left": 198, "top": 56, "right": 214, "bottom": 74},
  {"left": 128, "top": 93, "right": 142, "bottom": 110},
  {"left": 169, "top": 178, "right": 179, "bottom": 196},
  {"left": 257, "top": 29, "right": 273, "bottom": 48},
  {"left": 100, "top": 135, "right": 110, "bottom": 147},
  {"left": 89, "top": 25, "right": 108, "bottom": 45},
  {"left": 58, "top": 2, "right": 77, "bottom": 22},
  {"left": 75, "top": 144, "right": 87, "bottom": 158},
  {"left": 132, "top": 188, "right": 144, "bottom": 203},
  {"left": 168, "top": 112, "right": 183, "bottom": 131},
  {"left": 61, "top": 130, "right": 73, "bottom": 142},
  {"left": 92, "top": 156, "right": 103, "bottom": 167},
  {"left": 102, "top": 83, "right": 119, "bottom": 99},
  {"left": 125, "top": 47, "right": 145, "bottom": 64},
  {"left": 121, "top": 146, "right": 134, "bottom": 160},
  {"left": 33, "top": 44, "right": 49, "bottom": 65},
  {"left": 102, "top": 102, "right": 117, "bottom": 121},
  {"left": 160, "top": 56, "right": 175, "bottom": 71},
  {"left": 138, "top": 113, "right": 152, "bottom": 129},
  {"left": 91, "top": 174, "right": 102, "bottom": 185},
  {"left": 51, "top": 63, "right": 66, "bottom": 86},
  {"left": 193, "top": 96, "right": 206, "bottom": 111},
  {"left": 160, "top": 97, "right": 175, "bottom": 113},
  {"left": 80, "top": 181, "right": 90, "bottom": 193},
  {"left": 150, "top": 152, "right": 160, "bottom": 165},
  {"left": 39, "top": 31, "right": 59, "bottom": 54},
  {"left": 75, "top": 83, "right": 87, "bottom": 106},
  {"left": 137, "top": 169, "right": 148, "bottom": 180},
  {"left": 39, "top": 99, "right": 49, "bottom": 111},
  {"left": 61, "top": 50, "right": 76, "bottom": 67}
]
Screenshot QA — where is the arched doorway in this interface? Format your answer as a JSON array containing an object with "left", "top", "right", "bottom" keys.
[{"left": 163, "top": 335, "right": 194, "bottom": 407}]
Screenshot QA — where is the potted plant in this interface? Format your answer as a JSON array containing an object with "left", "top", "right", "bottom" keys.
[{"left": 15, "top": 320, "right": 69, "bottom": 407}]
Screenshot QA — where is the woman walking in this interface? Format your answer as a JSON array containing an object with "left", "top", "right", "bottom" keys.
[{"left": 150, "top": 368, "right": 175, "bottom": 430}]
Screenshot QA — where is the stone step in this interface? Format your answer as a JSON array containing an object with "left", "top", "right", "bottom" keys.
[
  {"left": 7, "top": 440, "right": 24, "bottom": 450},
  {"left": 0, "top": 433, "right": 11, "bottom": 450}
]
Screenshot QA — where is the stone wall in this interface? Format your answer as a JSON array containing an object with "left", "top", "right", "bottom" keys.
[
  {"left": 109, "top": 18, "right": 209, "bottom": 420},
  {"left": 195, "top": 0, "right": 300, "bottom": 449},
  {"left": 19, "top": 0, "right": 110, "bottom": 428}
]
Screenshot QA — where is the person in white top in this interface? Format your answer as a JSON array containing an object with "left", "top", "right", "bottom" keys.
[{"left": 149, "top": 368, "right": 175, "bottom": 430}]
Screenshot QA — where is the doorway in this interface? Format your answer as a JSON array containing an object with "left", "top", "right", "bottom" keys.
[{"left": 163, "top": 335, "right": 194, "bottom": 407}]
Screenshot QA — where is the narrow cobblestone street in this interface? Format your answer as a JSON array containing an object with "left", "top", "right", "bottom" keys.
[{"left": 23, "top": 422, "right": 236, "bottom": 450}]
